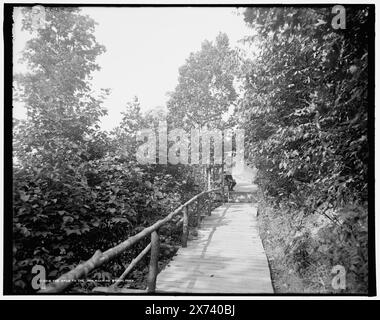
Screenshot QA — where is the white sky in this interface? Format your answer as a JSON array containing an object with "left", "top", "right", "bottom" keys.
[{"left": 13, "top": 7, "right": 253, "bottom": 131}]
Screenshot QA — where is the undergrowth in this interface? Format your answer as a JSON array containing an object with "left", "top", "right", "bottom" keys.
[{"left": 257, "top": 196, "right": 368, "bottom": 294}]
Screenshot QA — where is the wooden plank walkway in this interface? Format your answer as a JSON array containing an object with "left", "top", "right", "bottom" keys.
[{"left": 156, "top": 202, "right": 273, "bottom": 293}]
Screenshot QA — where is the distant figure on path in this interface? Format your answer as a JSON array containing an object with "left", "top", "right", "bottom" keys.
[{"left": 224, "top": 171, "right": 236, "bottom": 191}]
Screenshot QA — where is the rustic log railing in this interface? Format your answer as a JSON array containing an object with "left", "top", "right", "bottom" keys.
[{"left": 39, "top": 188, "right": 222, "bottom": 294}]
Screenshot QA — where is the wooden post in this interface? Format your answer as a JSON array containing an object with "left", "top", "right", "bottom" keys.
[
  {"left": 207, "top": 193, "right": 212, "bottom": 216},
  {"left": 221, "top": 139, "right": 225, "bottom": 202},
  {"left": 208, "top": 166, "right": 211, "bottom": 190},
  {"left": 196, "top": 198, "right": 201, "bottom": 226},
  {"left": 205, "top": 166, "right": 208, "bottom": 190},
  {"left": 212, "top": 167, "right": 215, "bottom": 189},
  {"left": 147, "top": 230, "right": 159, "bottom": 293},
  {"left": 181, "top": 206, "right": 189, "bottom": 247},
  {"left": 221, "top": 167, "right": 225, "bottom": 203}
]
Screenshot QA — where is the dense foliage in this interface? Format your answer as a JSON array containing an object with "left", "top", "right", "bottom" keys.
[
  {"left": 239, "top": 7, "right": 370, "bottom": 292},
  {"left": 13, "top": 8, "right": 202, "bottom": 293},
  {"left": 167, "top": 32, "right": 239, "bottom": 130}
]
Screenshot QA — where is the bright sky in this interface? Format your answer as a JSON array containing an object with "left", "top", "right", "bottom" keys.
[{"left": 13, "top": 7, "right": 253, "bottom": 131}]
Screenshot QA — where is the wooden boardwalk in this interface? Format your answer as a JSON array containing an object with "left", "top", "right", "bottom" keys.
[{"left": 156, "top": 202, "right": 273, "bottom": 293}]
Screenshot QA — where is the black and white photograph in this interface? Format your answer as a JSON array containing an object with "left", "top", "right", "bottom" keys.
[{"left": 2, "top": 2, "right": 376, "bottom": 300}]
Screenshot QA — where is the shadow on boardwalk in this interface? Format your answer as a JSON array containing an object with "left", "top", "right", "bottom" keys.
[{"left": 156, "top": 196, "right": 274, "bottom": 294}]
